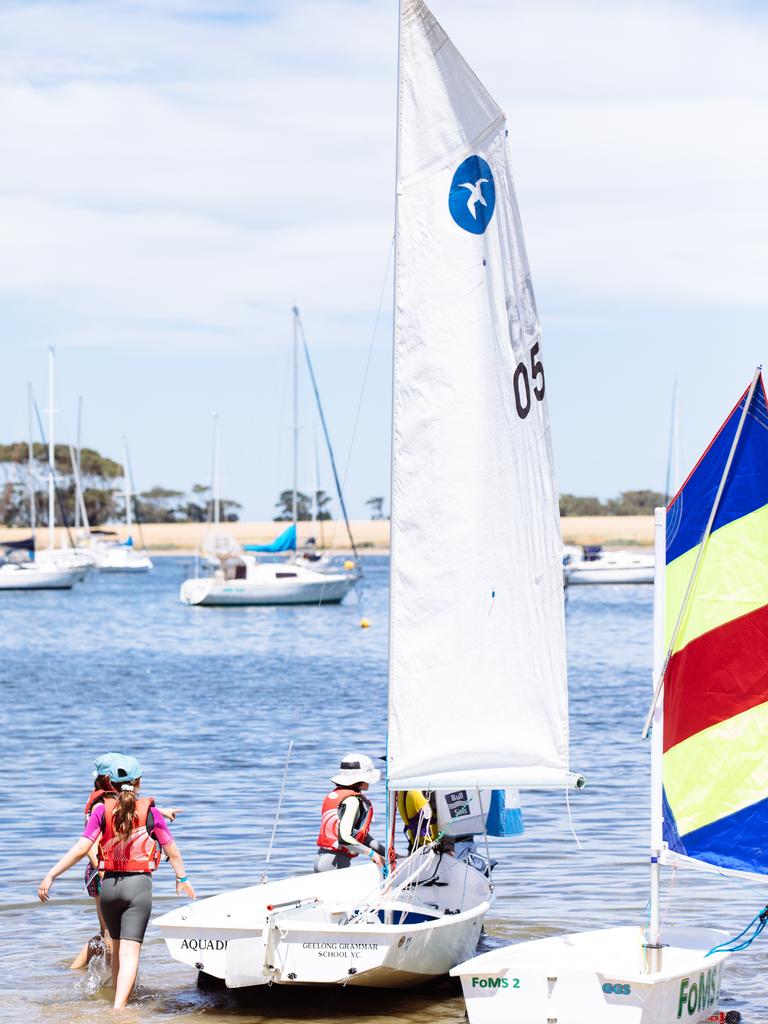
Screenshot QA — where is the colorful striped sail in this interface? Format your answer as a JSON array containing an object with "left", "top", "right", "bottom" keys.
[{"left": 663, "top": 374, "right": 768, "bottom": 876}]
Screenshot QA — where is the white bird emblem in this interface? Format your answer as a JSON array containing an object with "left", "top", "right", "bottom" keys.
[{"left": 458, "top": 177, "right": 489, "bottom": 219}]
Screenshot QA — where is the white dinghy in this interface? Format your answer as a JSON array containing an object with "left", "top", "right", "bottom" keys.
[
  {"left": 157, "top": 0, "right": 580, "bottom": 989},
  {"left": 453, "top": 374, "right": 768, "bottom": 1022}
]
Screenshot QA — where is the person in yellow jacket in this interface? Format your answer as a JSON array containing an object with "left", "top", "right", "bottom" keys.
[{"left": 397, "top": 790, "right": 439, "bottom": 852}]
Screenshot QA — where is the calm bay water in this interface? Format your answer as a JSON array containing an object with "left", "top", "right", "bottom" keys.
[{"left": 0, "top": 557, "right": 764, "bottom": 1021}]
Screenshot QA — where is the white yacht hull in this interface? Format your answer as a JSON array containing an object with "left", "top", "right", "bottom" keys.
[
  {"left": 565, "top": 555, "right": 655, "bottom": 586},
  {"left": 156, "top": 855, "right": 489, "bottom": 989},
  {"left": 0, "top": 564, "right": 80, "bottom": 589},
  {"left": 452, "top": 926, "right": 732, "bottom": 1024},
  {"left": 180, "top": 570, "right": 357, "bottom": 606}
]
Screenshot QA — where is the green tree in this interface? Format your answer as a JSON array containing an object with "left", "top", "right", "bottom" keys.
[
  {"left": 606, "top": 490, "right": 666, "bottom": 515},
  {"left": 559, "top": 493, "right": 606, "bottom": 516},
  {"left": 274, "top": 490, "right": 312, "bottom": 521},
  {"left": 366, "top": 496, "right": 385, "bottom": 520},
  {"left": 314, "top": 489, "right": 332, "bottom": 521}
]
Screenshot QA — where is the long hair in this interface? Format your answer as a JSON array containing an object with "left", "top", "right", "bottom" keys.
[{"left": 112, "top": 785, "right": 138, "bottom": 840}]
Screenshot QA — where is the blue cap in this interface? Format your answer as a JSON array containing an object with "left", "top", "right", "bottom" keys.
[
  {"left": 93, "top": 752, "right": 121, "bottom": 778},
  {"left": 108, "top": 754, "right": 143, "bottom": 786}
]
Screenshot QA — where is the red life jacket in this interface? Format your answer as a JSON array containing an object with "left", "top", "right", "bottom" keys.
[
  {"left": 84, "top": 788, "right": 110, "bottom": 818},
  {"left": 316, "top": 788, "right": 373, "bottom": 856},
  {"left": 100, "top": 795, "right": 161, "bottom": 873}
]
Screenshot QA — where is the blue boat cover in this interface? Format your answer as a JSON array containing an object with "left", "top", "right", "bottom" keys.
[{"left": 245, "top": 524, "right": 297, "bottom": 553}]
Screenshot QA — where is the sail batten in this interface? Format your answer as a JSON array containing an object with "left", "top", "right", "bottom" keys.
[
  {"left": 663, "top": 374, "right": 768, "bottom": 879},
  {"left": 388, "top": 0, "right": 569, "bottom": 791}
]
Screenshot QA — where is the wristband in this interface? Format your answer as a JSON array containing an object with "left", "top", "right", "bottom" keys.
[
  {"left": 368, "top": 850, "right": 375, "bottom": 860},
  {"left": 176, "top": 876, "right": 188, "bottom": 883}
]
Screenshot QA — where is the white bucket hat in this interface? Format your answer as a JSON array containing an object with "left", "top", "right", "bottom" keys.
[{"left": 331, "top": 752, "right": 382, "bottom": 787}]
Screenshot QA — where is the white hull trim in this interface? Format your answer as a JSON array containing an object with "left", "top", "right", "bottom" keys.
[{"left": 452, "top": 925, "right": 732, "bottom": 1024}]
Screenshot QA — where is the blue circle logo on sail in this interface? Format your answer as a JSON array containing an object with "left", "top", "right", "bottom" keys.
[{"left": 449, "top": 156, "right": 495, "bottom": 234}]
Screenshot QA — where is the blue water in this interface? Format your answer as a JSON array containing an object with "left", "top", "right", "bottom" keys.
[{"left": 0, "top": 558, "right": 764, "bottom": 1021}]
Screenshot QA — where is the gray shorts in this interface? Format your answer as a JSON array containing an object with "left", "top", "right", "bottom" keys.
[
  {"left": 314, "top": 837, "right": 385, "bottom": 872},
  {"left": 100, "top": 872, "right": 153, "bottom": 943}
]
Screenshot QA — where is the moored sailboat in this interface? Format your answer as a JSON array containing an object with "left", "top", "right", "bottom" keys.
[
  {"left": 453, "top": 374, "right": 768, "bottom": 1022},
  {"left": 157, "top": 0, "right": 580, "bottom": 989},
  {"left": 179, "top": 315, "right": 359, "bottom": 607}
]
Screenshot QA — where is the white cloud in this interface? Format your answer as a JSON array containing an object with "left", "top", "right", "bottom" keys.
[{"left": 0, "top": 0, "right": 766, "bottom": 358}]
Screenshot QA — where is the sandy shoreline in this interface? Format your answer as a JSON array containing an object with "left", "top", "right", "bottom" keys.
[{"left": 0, "top": 515, "right": 654, "bottom": 554}]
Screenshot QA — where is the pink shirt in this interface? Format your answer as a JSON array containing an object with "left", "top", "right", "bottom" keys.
[{"left": 82, "top": 802, "right": 173, "bottom": 847}]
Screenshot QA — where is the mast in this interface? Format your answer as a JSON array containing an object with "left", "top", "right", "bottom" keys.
[
  {"left": 648, "top": 506, "right": 666, "bottom": 973},
  {"left": 47, "top": 346, "right": 55, "bottom": 550},
  {"left": 212, "top": 412, "right": 221, "bottom": 526},
  {"left": 296, "top": 311, "right": 360, "bottom": 560},
  {"left": 69, "top": 445, "right": 91, "bottom": 535},
  {"left": 312, "top": 431, "right": 318, "bottom": 524},
  {"left": 122, "top": 437, "right": 133, "bottom": 536},
  {"left": 664, "top": 381, "right": 680, "bottom": 504},
  {"left": 74, "top": 396, "right": 83, "bottom": 530},
  {"left": 27, "top": 383, "right": 36, "bottom": 538},
  {"left": 292, "top": 307, "right": 299, "bottom": 530}
]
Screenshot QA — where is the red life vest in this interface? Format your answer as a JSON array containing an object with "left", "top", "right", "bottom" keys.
[
  {"left": 100, "top": 795, "right": 161, "bottom": 873},
  {"left": 84, "top": 788, "right": 110, "bottom": 818},
  {"left": 316, "top": 788, "right": 373, "bottom": 856}
]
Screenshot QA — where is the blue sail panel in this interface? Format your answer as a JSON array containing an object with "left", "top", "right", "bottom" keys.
[
  {"left": 666, "top": 794, "right": 768, "bottom": 876},
  {"left": 666, "top": 379, "right": 768, "bottom": 564},
  {"left": 244, "top": 524, "right": 297, "bottom": 553}
]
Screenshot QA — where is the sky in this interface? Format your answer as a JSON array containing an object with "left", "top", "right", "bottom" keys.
[{"left": 1, "top": 0, "right": 767, "bottom": 520}]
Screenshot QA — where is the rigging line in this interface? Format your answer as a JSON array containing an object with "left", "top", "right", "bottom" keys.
[
  {"left": 642, "top": 365, "right": 762, "bottom": 739},
  {"left": 477, "top": 789, "right": 494, "bottom": 892},
  {"left": 32, "top": 398, "right": 75, "bottom": 550},
  {"left": 295, "top": 310, "right": 359, "bottom": 562},
  {"left": 564, "top": 775, "right": 583, "bottom": 850},
  {"left": 302, "top": 235, "right": 395, "bottom": 568},
  {"left": 337, "top": 235, "right": 395, "bottom": 533},
  {"left": 123, "top": 437, "right": 147, "bottom": 554},
  {"left": 659, "top": 862, "right": 678, "bottom": 932},
  {"left": 299, "top": 236, "right": 395, "bottom": 629},
  {"left": 264, "top": 739, "right": 293, "bottom": 868}
]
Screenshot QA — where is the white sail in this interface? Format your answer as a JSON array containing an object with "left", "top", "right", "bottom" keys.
[{"left": 388, "top": 0, "right": 569, "bottom": 790}]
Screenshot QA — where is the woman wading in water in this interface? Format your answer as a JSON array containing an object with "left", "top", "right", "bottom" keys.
[{"left": 38, "top": 755, "right": 195, "bottom": 1009}]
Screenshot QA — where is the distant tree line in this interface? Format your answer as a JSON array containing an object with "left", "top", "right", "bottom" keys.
[
  {"left": 559, "top": 489, "right": 665, "bottom": 516},
  {"left": 0, "top": 442, "right": 240, "bottom": 527},
  {"left": 274, "top": 489, "right": 332, "bottom": 521}
]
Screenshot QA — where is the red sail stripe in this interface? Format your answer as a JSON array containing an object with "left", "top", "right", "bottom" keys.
[{"left": 664, "top": 602, "right": 768, "bottom": 752}]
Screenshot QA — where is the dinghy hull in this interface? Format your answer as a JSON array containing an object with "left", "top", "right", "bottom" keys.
[
  {"left": 156, "top": 856, "right": 490, "bottom": 989},
  {"left": 452, "top": 926, "right": 731, "bottom": 1024}
]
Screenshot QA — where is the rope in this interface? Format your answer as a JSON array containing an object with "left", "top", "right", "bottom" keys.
[
  {"left": 264, "top": 740, "right": 293, "bottom": 868},
  {"left": 706, "top": 905, "right": 768, "bottom": 956},
  {"left": 564, "top": 775, "right": 583, "bottom": 849},
  {"left": 477, "top": 789, "right": 494, "bottom": 894}
]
